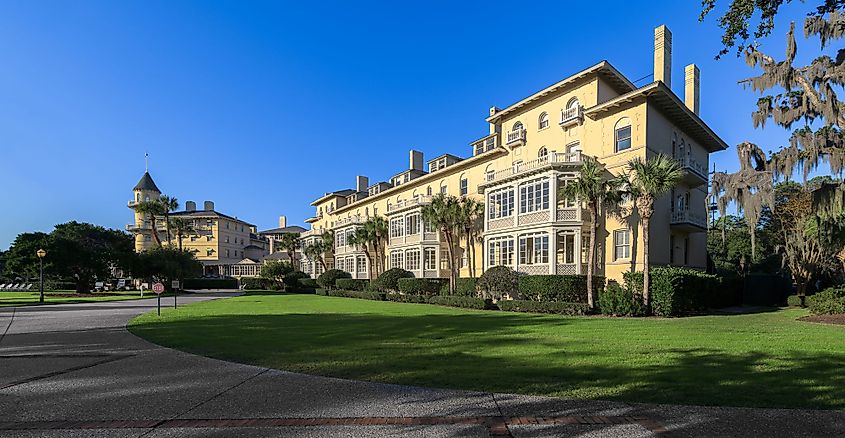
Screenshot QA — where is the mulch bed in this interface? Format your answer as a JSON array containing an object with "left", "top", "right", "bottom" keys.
[{"left": 798, "top": 314, "right": 845, "bottom": 325}]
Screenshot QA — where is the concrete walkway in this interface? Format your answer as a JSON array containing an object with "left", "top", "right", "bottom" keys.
[{"left": 0, "top": 294, "right": 842, "bottom": 437}]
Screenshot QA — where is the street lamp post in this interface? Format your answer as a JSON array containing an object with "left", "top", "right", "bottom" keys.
[{"left": 36, "top": 249, "right": 46, "bottom": 304}]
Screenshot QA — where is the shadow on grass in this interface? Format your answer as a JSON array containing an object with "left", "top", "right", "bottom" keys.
[{"left": 130, "top": 311, "right": 845, "bottom": 410}]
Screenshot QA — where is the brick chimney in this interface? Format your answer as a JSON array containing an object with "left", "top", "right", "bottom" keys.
[
  {"left": 185, "top": 201, "right": 196, "bottom": 212},
  {"left": 654, "top": 25, "right": 672, "bottom": 88},
  {"left": 203, "top": 201, "right": 214, "bottom": 211},
  {"left": 409, "top": 150, "right": 423, "bottom": 171},
  {"left": 278, "top": 215, "right": 287, "bottom": 228},
  {"left": 356, "top": 175, "right": 369, "bottom": 193},
  {"left": 685, "top": 64, "right": 700, "bottom": 115}
]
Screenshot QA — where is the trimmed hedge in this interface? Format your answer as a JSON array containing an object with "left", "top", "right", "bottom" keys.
[
  {"left": 808, "top": 287, "right": 845, "bottom": 315},
  {"left": 598, "top": 281, "right": 646, "bottom": 316},
  {"left": 477, "top": 266, "right": 519, "bottom": 300},
  {"left": 283, "top": 271, "right": 309, "bottom": 290},
  {"left": 240, "top": 277, "right": 280, "bottom": 290},
  {"left": 428, "top": 295, "right": 489, "bottom": 310},
  {"left": 517, "top": 275, "right": 605, "bottom": 303},
  {"left": 385, "top": 293, "right": 429, "bottom": 304},
  {"left": 326, "top": 289, "right": 385, "bottom": 301},
  {"left": 298, "top": 277, "right": 318, "bottom": 289},
  {"left": 335, "top": 278, "right": 370, "bottom": 291},
  {"left": 316, "top": 288, "right": 328, "bottom": 296},
  {"left": 439, "top": 278, "right": 478, "bottom": 297},
  {"left": 183, "top": 278, "right": 238, "bottom": 290},
  {"left": 398, "top": 278, "right": 448, "bottom": 296},
  {"left": 498, "top": 300, "right": 590, "bottom": 315},
  {"left": 624, "top": 267, "right": 720, "bottom": 316},
  {"left": 317, "top": 269, "right": 351, "bottom": 290},
  {"left": 369, "top": 268, "right": 414, "bottom": 292}
]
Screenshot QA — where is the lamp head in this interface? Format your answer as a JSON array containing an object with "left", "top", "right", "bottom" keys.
[{"left": 36, "top": 249, "right": 46, "bottom": 258}]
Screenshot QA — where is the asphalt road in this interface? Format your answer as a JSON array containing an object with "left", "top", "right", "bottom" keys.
[{"left": 0, "top": 292, "right": 842, "bottom": 437}]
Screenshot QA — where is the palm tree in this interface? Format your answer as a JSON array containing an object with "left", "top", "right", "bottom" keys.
[
  {"left": 626, "top": 154, "right": 685, "bottom": 310},
  {"left": 303, "top": 241, "right": 325, "bottom": 274},
  {"left": 349, "top": 226, "right": 375, "bottom": 279},
  {"left": 422, "top": 194, "right": 462, "bottom": 292},
  {"left": 458, "top": 197, "right": 485, "bottom": 278},
  {"left": 278, "top": 233, "right": 301, "bottom": 271},
  {"left": 158, "top": 195, "right": 179, "bottom": 246},
  {"left": 170, "top": 217, "right": 195, "bottom": 251},
  {"left": 559, "top": 158, "right": 624, "bottom": 309},
  {"left": 133, "top": 200, "right": 167, "bottom": 247},
  {"left": 360, "top": 217, "right": 388, "bottom": 277},
  {"left": 320, "top": 230, "right": 335, "bottom": 271}
]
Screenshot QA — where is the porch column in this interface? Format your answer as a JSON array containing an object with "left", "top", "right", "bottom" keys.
[
  {"left": 548, "top": 228, "right": 557, "bottom": 275},
  {"left": 575, "top": 233, "right": 582, "bottom": 275},
  {"left": 549, "top": 172, "right": 558, "bottom": 223}
]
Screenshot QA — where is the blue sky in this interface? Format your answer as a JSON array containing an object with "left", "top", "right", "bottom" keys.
[{"left": 0, "top": 1, "right": 815, "bottom": 249}]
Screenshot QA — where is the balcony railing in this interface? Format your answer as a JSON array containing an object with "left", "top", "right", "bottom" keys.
[
  {"left": 387, "top": 195, "right": 433, "bottom": 213},
  {"left": 675, "top": 154, "right": 708, "bottom": 182},
  {"left": 335, "top": 215, "right": 365, "bottom": 228},
  {"left": 505, "top": 128, "right": 526, "bottom": 146},
  {"left": 483, "top": 151, "right": 586, "bottom": 185},
  {"left": 559, "top": 106, "right": 583, "bottom": 127},
  {"left": 127, "top": 200, "right": 140, "bottom": 208},
  {"left": 671, "top": 209, "right": 707, "bottom": 229},
  {"left": 472, "top": 135, "right": 498, "bottom": 156}
]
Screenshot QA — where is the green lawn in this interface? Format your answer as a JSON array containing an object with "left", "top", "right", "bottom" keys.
[
  {"left": 128, "top": 293, "right": 845, "bottom": 410},
  {"left": 0, "top": 290, "right": 168, "bottom": 307}
]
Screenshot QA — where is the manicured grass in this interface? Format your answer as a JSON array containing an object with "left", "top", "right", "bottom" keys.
[
  {"left": 0, "top": 290, "right": 169, "bottom": 307},
  {"left": 129, "top": 293, "right": 845, "bottom": 410}
]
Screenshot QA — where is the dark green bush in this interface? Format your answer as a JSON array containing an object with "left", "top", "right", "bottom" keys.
[
  {"left": 369, "top": 268, "right": 414, "bottom": 292},
  {"left": 786, "top": 295, "right": 804, "bottom": 307},
  {"left": 623, "top": 267, "right": 720, "bottom": 316},
  {"left": 335, "top": 278, "right": 370, "bottom": 291},
  {"left": 283, "top": 271, "right": 309, "bottom": 290},
  {"left": 439, "top": 278, "right": 478, "bottom": 297},
  {"left": 385, "top": 293, "right": 429, "bottom": 304},
  {"left": 327, "top": 289, "right": 385, "bottom": 301},
  {"left": 316, "top": 269, "right": 351, "bottom": 290},
  {"left": 240, "top": 277, "right": 280, "bottom": 290},
  {"left": 498, "top": 300, "right": 590, "bottom": 315},
  {"left": 428, "top": 295, "right": 489, "bottom": 309},
  {"left": 808, "top": 287, "right": 845, "bottom": 315},
  {"left": 182, "top": 278, "right": 239, "bottom": 290},
  {"left": 517, "top": 275, "right": 605, "bottom": 303},
  {"left": 316, "top": 288, "right": 328, "bottom": 296},
  {"left": 298, "top": 277, "right": 318, "bottom": 289},
  {"left": 477, "top": 266, "right": 519, "bottom": 300},
  {"left": 598, "top": 281, "right": 646, "bottom": 316},
  {"left": 46, "top": 281, "right": 78, "bottom": 291},
  {"left": 398, "top": 278, "right": 448, "bottom": 296}
]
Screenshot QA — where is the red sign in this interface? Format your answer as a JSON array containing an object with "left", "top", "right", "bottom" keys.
[{"left": 152, "top": 283, "right": 165, "bottom": 294}]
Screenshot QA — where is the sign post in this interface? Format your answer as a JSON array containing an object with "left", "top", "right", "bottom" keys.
[
  {"left": 171, "top": 280, "right": 180, "bottom": 309},
  {"left": 152, "top": 282, "right": 165, "bottom": 316}
]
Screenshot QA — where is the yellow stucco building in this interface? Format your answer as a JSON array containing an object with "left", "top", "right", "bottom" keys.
[
  {"left": 300, "top": 25, "right": 726, "bottom": 284},
  {"left": 127, "top": 171, "right": 270, "bottom": 276}
]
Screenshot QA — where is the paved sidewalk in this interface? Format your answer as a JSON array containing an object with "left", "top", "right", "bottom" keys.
[{"left": 0, "top": 293, "right": 842, "bottom": 437}]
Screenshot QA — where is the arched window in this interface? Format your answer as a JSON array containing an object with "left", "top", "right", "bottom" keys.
[
  {"left": 566, "top": 97, "right": 580, "bottom": 109},
  {"left": 512, "top": 121, "right": 524, "bottom": 132},
  {"left": 538, "top": 147, "right": 548, "bottom": 158},
  {"left": 426, "top": 186, "right": 433, "bottom": 196},
  {"left": 439, "top": 180, "right": 448, "bottom": 195},
  {"left": 614, "top": 117, "right": 632, "bottom": 152},
  {"left": 538, "top": 112, "right": 549, "bottom": 130},
  {"left": 484, "top": 164, "right": 495, "bottom": 182}
]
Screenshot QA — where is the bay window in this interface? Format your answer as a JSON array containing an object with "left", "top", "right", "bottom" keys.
[
  {"left": 519, "top": 178, "right": 550, "bottom": 214},
  {"left": 519, "top": 233, "right": 549, "bottom": 265},
  {"left": 488, "top": 189, "right": 514, "bottom": 219}
]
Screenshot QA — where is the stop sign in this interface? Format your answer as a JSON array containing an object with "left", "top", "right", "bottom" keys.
[{"left": 152, "top": 283, "right": 165, "bottom": 294}]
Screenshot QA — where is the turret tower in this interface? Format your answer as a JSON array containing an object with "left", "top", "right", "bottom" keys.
[{"left": 128, "top": 171, "right": 162, "bottom": 252}]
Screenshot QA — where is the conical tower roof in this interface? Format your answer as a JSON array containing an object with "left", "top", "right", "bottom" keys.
[{"left": 133, "top": 172, "right": 161, "bottom": 193}]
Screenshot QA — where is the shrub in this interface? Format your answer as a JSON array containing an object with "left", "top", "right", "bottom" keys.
[
  {"left": 298, "top": 277, "right": 318, "bottom": 289},
  {"left": 46, "top": 281, "right": 78, "bottom": 291},
  {"left": 439, "top": 277, "right": 478, "bottom": 297},
  {"left": 517, "top": 275, "right": 605, "bottom": 303},
  {"left": 369, "top": 268, "right": 414, "bottom": 292},
  {"left": 335, "top": 278, "right": 370, "bottom": 291},
  {"left": 428, "top": 295, "right": 489, "bottom": 310},
  {"left": 808, "top": 287, "right": 845, "bottom": 315},
  {"left": 316, "top": 269, "right": 351, "bottom": 290},
  {"left": 326, "top": 289, "right": 384, "bottom": 301},
  {"left": 283, "top": 271, "right": 309, "bottom": 291},
  {"left": 498, "top": 300, "right": 590, "bottom": 315},
  {"left": 240, "top": 277, "right": 279, "bottom": 290},
  {"left": 182, "top": 278, "right": 239, "bottom": 290},
  {"left": 623, "top": 267, "right": 720, "bottom": 316},
  {"left": 598, "top": 281, "right": 646, "bottom": 316},
  {"left": 477, "top": 266, "right": 519, "bottom": 300},
  {"left": 316, "top": 288, "right": 328, "bottom": 296},
  {"left": 786, "top": 295, "right": 805, "bottom": 307},
  {"left": 398, "top": 278, "right": 448, "bottom": 296},
  {"left": 385, "top": 293, "right": 429, "bottom": 304}
]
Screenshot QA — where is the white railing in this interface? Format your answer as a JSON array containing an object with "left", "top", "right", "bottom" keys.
[
  {"left": 387, "top": 195, "right": 433, "bottom": 213},
  {"left": 676, "top": 155, "right": 707, "bottom": 179},
  {"left": 335, "top": 215, "right": 365, "bottom": 227},
  {"left": 506, "top": 128, "right": 526, "bottom": 145},
  {"left": 472, "top": 136, "right": 498, "bottom": 156},
  {"left": 484, "top": 150, "right": 586, "bottom": 184},
  {"left": 556, "top": 208, "right": 578, "bottom": 222},
  {"left": 560, "top": 106, "right": 583, "bottom": 126},
  {"left": 555, "top": 263, "right": 578, "bottom": 275},
  {"left": 671, "top": 209, "right": 707, "bottom": 228},
  {"left": 127, "top": 200, "right": 140, "bottom": 208}
]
